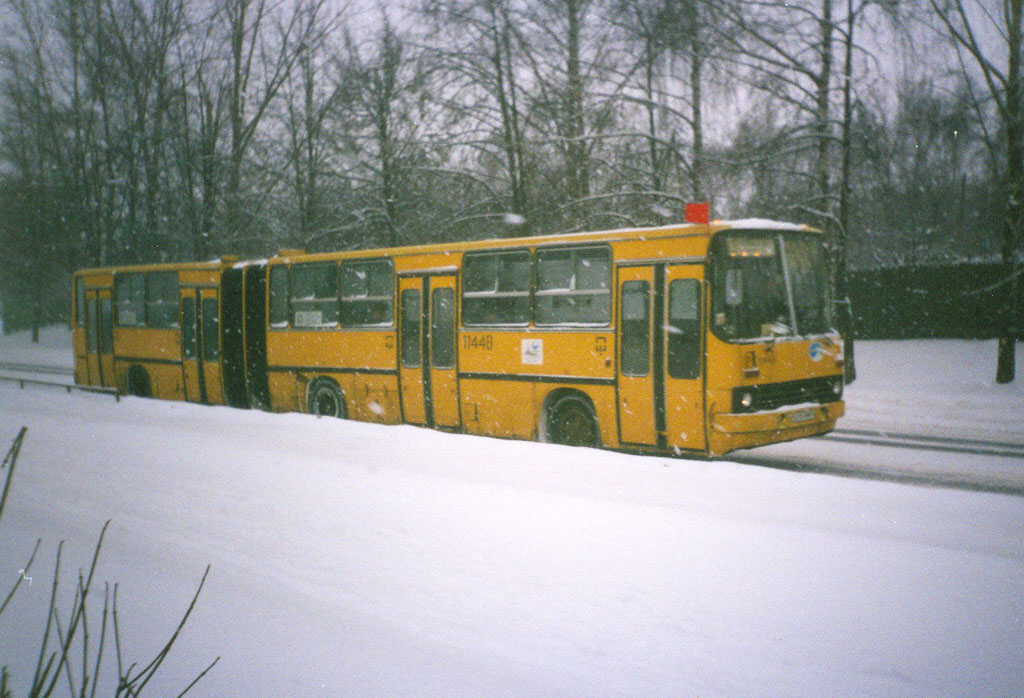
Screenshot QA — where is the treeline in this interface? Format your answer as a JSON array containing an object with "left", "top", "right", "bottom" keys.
[
  {"left": 0, "top": 0, "right": 1017, "bottom": 341},
  {"left": 850, "top": 262, "right": 1013, "bottom": 339}
]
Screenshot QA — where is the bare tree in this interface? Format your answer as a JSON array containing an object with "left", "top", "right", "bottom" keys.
[
  {"left": 100, "top": 0, "right": 189, "bottom": 261},
  {"left": 834, "top": 0, "right": 876, "bottom": 381},
  {"left": 220, "top": 0, "right": 313, "bottom": 244},
  {"left": 517, "top": 0, "right": 621, "bottom": 229},
  {"left": 926, "top": 0, "right": 1022, "bottom": 382},
  {"left": 0, "top": 0, "right": 82, "bottom": 337},
  {"left": 421, "top": 0, "right": 533, "bottom": 232},
  {"left": 340, "top": 15, "right": 432, "bottom": 247},
  {"left": 170, "top": 13, "right": 228, "bottom": 260},
  {"left": 607, "top": 0, "right": 738, "bottom": 215},
  {"left": 278, "top": 1, "right": 347, "bottom": 245}
]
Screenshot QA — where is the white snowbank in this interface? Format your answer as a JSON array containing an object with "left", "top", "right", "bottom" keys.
[
  {"left": 0, "top": 325, "right": 74, "bottom": 368},
  {"left": 843, "top": 339, "right": 1024, "bottom": 441}
]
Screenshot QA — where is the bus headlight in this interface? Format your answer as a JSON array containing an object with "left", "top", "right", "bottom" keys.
[
  {"left": 740, "top": 392, "right": 753, "bottom": 409},
  {"left": 832, "top": 379, "right": 843, "bottom": 396}
]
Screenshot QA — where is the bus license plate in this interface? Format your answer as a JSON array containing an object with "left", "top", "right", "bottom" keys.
[{"left": 789, "top": 408, "right": 816, "bottom": 424}]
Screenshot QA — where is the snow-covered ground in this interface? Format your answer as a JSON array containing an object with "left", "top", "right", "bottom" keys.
[
  {"left": 0, "top": 325, "right": 75, "bottom": 369},
  {"left": 750, "top": 339, "right": 1024, "bottom": 493},
  {"left": 0, "top": 329, "right": 1022, "bottom": 697}
]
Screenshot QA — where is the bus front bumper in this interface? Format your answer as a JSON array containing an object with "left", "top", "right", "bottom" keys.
[{"left": 707, "top": 401, "right": 845, "bottom": 456}]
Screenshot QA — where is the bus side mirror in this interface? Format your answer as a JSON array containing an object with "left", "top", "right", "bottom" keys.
[{"left": 725, "top": 269, "right": 743, "bottom": 306}]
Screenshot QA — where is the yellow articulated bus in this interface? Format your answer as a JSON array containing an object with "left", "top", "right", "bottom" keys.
[
  {"left": 261, "top": 219, "right": 844, "bottom": 456},
  {"left": 72, "top": 258, "right": 270, "bottom": 408},
  {"left": 73, "top": 218, "right": 845, "bottom": 457}
]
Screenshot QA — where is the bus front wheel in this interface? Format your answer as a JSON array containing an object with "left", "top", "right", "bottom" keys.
[
  {"left": 308, "top": 380, "right": 346, "bottom": 419},
  {"left": 548, "top": 395, "right": 599, "bottom": 448}
]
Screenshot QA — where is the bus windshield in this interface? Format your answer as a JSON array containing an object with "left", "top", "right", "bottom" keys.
[{"left": 710, "top": 230, "right": 833, "bottom": 341}]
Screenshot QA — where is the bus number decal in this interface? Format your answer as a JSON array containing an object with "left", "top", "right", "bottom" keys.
[{"left": 463, "top": 334, "right": 494, "bottom": 351}]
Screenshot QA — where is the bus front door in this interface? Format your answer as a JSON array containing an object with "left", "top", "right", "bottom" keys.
[
  {"left": 398, "top": 275, "right": 460, "bottom": 429},
  {"left": 84, "top": 288, "right": 115, "bottom": 388},
  {"left": 181, "top": 288, "right": 223, "bottom": 404},
  {"left": 617, "top": 264, "right": 705, "bottom": 452}
]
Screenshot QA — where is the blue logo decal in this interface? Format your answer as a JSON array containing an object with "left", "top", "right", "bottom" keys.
[{"left": 809, "top": 341, "right": 824, "bottom": 362}]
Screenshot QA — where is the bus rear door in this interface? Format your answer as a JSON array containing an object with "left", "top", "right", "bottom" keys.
[
  {"left": 84, "top": 287, "right": 115, "bottom": 388},
  {"left": 181, "top": 287, "right": 223, "bottom": 404}
]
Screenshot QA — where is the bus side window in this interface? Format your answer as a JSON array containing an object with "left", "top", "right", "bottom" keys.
[
  {"left": 86, "top": 297, "right": 98, "bottom": 352},
  {"left": 462, "top": 251, "right": 530, "bottom": 326},
  {"left": 431, "top": 287, "right": 455, "bottom": 369},
  {"left": 202, "top": 297, "right": 220, "bottom": 361},
  {"left": 182, "top": 297, "right": 197, "bottom": 359},
  {"left": 75, "top": 278, "right": 85, "bottom": 327},
  {"left": 667, "top": 279, "right": 700, "bottom": 379},
  {"left": 146, "top": 271, "right": 179, "bottom": 329},
  {"left": 535, "top": 246, "right": 610, "bottom": 326},
  {"left": 115, "top": 273, "right": 145, "bottom": 326},
  {"left": 401, "top": 289, "right": 421, "bottom": 367},
  {"left": 290, "top": 262, "right": 338, "bottom": 328},
  {"left": 620, "top": 281, "right": 649, "bottom": 376},
  {"left": 268, "top": 266, "right": 289, "bottom": 328},
  {"left": 99, "top": 297, "right": 113, "bottom": 354},
  {"left": 341, "top": 259, "right": 394, "bottom": 326}
]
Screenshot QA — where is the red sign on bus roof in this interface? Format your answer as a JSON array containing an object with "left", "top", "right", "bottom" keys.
[{"left": 684, "top": 202, "right": 710, "bottom": 224}]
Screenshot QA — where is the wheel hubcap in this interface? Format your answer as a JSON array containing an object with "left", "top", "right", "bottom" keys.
[
  {"left": 314, "top": 389, "right": 338, "bottom": 416},
  {"left": 555, "top": 405, "right": 594, "bottom": 446}
]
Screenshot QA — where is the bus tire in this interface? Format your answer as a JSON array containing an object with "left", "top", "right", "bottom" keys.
[
  {"left": 127, "top": 365, "right": 151, "bottom": 398},
  {"left": 548, "top": 394, "right": 599, "bottom": 448},
  {"left": 308, "top": 379, "right": 347, "bottom": 419}
]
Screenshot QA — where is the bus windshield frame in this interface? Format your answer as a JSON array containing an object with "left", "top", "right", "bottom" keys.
[{"left": 709, "top": 229, "right": 834, "bottom": 342}]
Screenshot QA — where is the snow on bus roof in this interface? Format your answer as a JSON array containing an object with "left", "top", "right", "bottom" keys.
[
  {"left": 722, "top": 218, "right": 810, "bottom": 231},
  {"left": 232, "top": 258, "right": 269, "bottom": 268}
]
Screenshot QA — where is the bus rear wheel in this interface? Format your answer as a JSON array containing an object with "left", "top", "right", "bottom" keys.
[
  {"left": 308, "top": 380, "right": 346, "bottom": 419},
  {"left": 548, "top": 396, "right": 599, "bottom": 448}
]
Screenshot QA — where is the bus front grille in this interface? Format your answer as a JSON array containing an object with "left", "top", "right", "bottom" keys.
[{"left": 731, "top": 376, "right": 841, "bottom": 413}]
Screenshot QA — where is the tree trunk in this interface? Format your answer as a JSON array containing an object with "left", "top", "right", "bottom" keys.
[
  {"left": 493, "top": 10, "right": 528, "bottom": 233},
  {"left": 565, "top": 0, "right": 588, "bottom": 224},
  {"left": 837, "top": 0, "right": 856, "bottom": 382},
  {"left": 815, "top": 0, "right": 832, "bottom": 211},
  {"left": 997, "top": 0, "right": 1022, "bottom": 383},
  {"left": 644, "top": 36, "right": 661, "bottom": 193},
  {"left": 690, "top": 33, "right": 705, "bottom": 202},
  {"left": 227, "top": 0, "right": 246, "bottom": 240}
]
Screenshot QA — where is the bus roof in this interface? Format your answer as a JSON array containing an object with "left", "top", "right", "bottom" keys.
[
  {"left": 74, "top": 257, "right": 238, "bottom": 277},
  {"left": 268, "top": 219, "right": 818, "bottom": 265},
  {"left": 73, "top": 219, "right": 819, "bottom": 273}
]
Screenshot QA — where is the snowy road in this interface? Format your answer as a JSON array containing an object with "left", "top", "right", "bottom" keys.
[
  {"left": 825, "top": 428, "right": 1024, "bottom": 459},
  {"left": 0, "top": 330, "right": 1022, "bottom": 697},
  {"left": 740, "top": 339, "right": 1024, "bottom": 495}
]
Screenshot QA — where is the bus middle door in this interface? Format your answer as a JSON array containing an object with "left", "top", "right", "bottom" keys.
[{"left": 398, "top": 274, "right": 460, "bottom": 429}]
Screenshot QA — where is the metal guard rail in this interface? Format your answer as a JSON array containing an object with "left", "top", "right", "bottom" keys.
[{"left": 0, "top": 374, "right": 120, "bottom": 401}]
